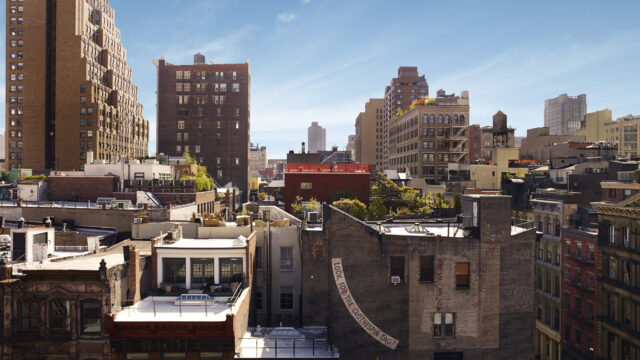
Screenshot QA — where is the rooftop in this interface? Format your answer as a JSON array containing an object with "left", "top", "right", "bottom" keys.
[
  {"left": 16, "top": 240, "right": 151, "bottom": 272},
  {"left": 155, "top": 236, "right": 248, "bottom": 249},
  {"left": 112, "top": 294, "right": 237, "bottom": 323},
  {"left": 236, "top": 327, "right": 339, "bottom": 358}
]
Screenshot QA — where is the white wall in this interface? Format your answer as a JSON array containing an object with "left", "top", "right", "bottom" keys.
[{"left": 84, "top": 161, "right": 173, "bottom": 181}]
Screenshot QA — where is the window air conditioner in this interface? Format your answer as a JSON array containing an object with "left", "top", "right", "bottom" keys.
[{"left": 391, "top": 276, "right": 401, "bottom": 285}]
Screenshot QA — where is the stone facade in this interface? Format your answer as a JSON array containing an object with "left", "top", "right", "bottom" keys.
[
  {"left": 519, "top": 127, "right": 586, "bottom": 162},
  {"left": 544, "top": 94, "right": 587, "bottom": 136},
  {"left": 355, "top": 98, "right": 384, "bottom": 168},
  {"left": 302, "top": 196, "right": 536, "bottom": 359}
]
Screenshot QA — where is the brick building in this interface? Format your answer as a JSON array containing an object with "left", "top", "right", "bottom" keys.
[
  {"left": 468, "top": 124, "right": 481, "bottom": 163},
  {"left": 387, "top": 89, "right": 469, "bottom": 183},
  {"left": 561, "top": 227, "right": 598, "bottom": 359},
  {"left": 383, "top": 67, "right": 429, "bottom": 170},
  {"left": 592, "top": 185, "right": 640, "bottom": 359},
  {"left": 301, "top": 196, "right": 536, "bottom": 359},
  {"left": 5, "top": 0, "right": 149, "bottom": 171},
  {"left": 155, "top": 53, "right": 250, "bottom": 201},
  {"left": 283, "top": 163, "right": 370, "bottom": 212}
]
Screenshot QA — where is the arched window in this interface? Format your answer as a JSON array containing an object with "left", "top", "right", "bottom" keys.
[
  {"left": 438, "top": 114, "right": 443, "bottom": 124},
  {"left": 81, "top": 299, "right": 102, "bottom": 335},
  {"left": 444, "top": 115, "right": 450, "bottom": 124},
  {"left": 423, "top": 114, "right": 428, "bottom": 124},
  {"left": 429, "top": 114, "right": 435, "bottom": 124},
  {"left": 453, "top": 114, "right": 458, "bottom": 124},
  {"left": 459, "top": 114, "right": 465, "bottom": 125}
]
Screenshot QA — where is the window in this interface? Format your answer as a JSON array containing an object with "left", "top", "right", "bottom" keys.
[
  {"left": 219, "top": 258, "right": 243, "bottom": 284},
  {"left": 176, "top": 71, "right": 183, "bottom": 79},
  {"left": 609, "top": 189, "right": 617, "bottom": 198},
  {"left": 587, "top": 301, "right": 594, "bottom": 321},
  {"left": 176, "top": 145, "right": 182, "bottom": 153},
  {"left": 623, "top": 226, "right": 630, "bottom": 247},
  {"left": 195, "top": 145, "right": 200, "bottom": 153},
  {"left": 232, "top": 83, "right": 240, "bottom": 92},
  {"left": 564, "top": 291, "right": 571, "bottom": 310},
  {"left": 587, "top": 245, "right": 594, "bottom": 263},
  {"left": 433, "top": 312, "right": 454, "bottom": 338},
  {"left": 232, "top": 72, "right": 237, "bottom": 80},
  {"left": 18, "top": 300, "right": 38, "bottom": 333},
  {"left": 564, "top": 322, "right": 571, "bottom": 342},
  {"left": 300, "top": 182, "right": 312, "bottom": 190},
  {"left": 163, "top": 258, "right": 186, "bottom": 284},
  {"left": 389, "top": 256, "right": 405, "bottom": 281},
  {"left": 575, "top": 242, "right": 582, "bottom": 259},
  {"left": 420, "top": 256, "right": 434, "bottom": 282},
  {"left": 280, "top": 287, "right": 294, "bottom": 310},
  {"left": 178, "top": 121, "right": 184, "bottom": 130},
  {"left": 587, "top": 271, "right": 594, "bottom": 290},
  {"left": 81, "top": 300, "right": 101, "bottom": 334},
  {"left": 565, "top": 240, "right": 570, "bottom": 256},
  {"left": 280, "top": 247, "right": 293, "bottom": 270},
  {"left": 50, "top": 299, "right": 71, "bottom": 334},
  {"left": 191, "top": 258, "right": 215, "bottom": 287},
  {"left": 575, "top": 327, "right": 581, "bottom": 346},
  {"left": 609, "top": 257, "right": 617, "bottom": 280},
  {"left": 255, "top": 247, "right": 263, "bottom": 270},
  {"left": 455, "top": 262, "right": 470, "bottom": 289},
  {"left": 609, "top": 225, "right": 615, "bottom": 244}
]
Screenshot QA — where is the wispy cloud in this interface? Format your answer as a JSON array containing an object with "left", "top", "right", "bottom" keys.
[
  {"left": 301, "top": 0, "right": 311, "bottom": 4},
  {"left": 429, "top": 30, "right": 640, "bottom": 135},
  {"left": 277, "top": 12, "right": 296, "bottom": 23}
]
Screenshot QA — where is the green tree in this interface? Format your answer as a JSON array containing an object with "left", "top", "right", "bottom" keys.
[
  {"left": 332, "top": 198, "right": 367, "bottom": 220},
  {"left": 181, "top": 152, "right": 215, "bottom": 191},
  {"left": 367, "top": 198, "right": 387, "bottom": 220},
  {"left": 290, "top": 195, "right": 303, "bottom": 214},
  {"left": 304, "top": 197, "right": 320, "bottom": 212},
  {"left": 453, "top": 193, "right": 463, "bottom": 210}
]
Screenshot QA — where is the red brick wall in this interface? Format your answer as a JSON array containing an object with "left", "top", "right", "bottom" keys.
[
  {"left": 284, "top": 172, "right": 370, "bottom": 212},
  {"left": 47, "top": 176, "right": 118, "bottom": 201}
]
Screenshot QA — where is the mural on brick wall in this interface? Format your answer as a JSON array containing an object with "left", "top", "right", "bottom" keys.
[{"left": 332, "top": 258, "right": 399, "bottom": 349}]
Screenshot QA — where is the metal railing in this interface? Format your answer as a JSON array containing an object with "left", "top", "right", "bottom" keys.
[{"left": 239, "top": 337, "right": 334, "bottom": 358}]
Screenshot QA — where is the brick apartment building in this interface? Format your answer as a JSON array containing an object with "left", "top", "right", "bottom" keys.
[
  {"left": 561, "top": 227, "right": 598, "bottom": 359},
  {"left": 388, "top": 89, "right": 470, "bottom": 183},
  {"left": 383, "top": 67, "right": 429, "bottom": 170},
  {"left": 592, "top": 181, "right": 640, "bottom": 359},
  {"left": 155, "top": 53, "right": 250, "bottom": 201},
  {"left": 5, "top": 0, "right": 149, "bottom": 171},
  {"left": 301, "top": 196, "right": 536, "bottom": 359}
]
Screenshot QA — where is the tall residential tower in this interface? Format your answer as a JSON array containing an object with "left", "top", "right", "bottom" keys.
[
  {"left": 5, "top": 0, "right": 149, "bottom": 170},
  {"left": 307, "top": 122, "right": 326, "bottom": 153},
  {"left": 544, "top": 93, "right": 587, "bottom": 135},
  {"left": 155, "top": 53, "right": 250, "bottom": 199}
]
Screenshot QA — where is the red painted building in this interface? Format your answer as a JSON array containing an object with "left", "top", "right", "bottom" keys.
[
  {"left": 284, "top": 163, "right": 370, "bottom": 212},
  {"left": 561, "top": 227, "right": 598, "bottom": 359}
]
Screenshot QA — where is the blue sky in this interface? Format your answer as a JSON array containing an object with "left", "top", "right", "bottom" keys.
[{"left": 2, "top": 0, "right": 640, "bottom": 159}]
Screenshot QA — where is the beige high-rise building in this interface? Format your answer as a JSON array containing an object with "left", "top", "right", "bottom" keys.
[
  {"left": 5, "top": 0, "right": 149, "bottom": 171},
  {"left": 355, "top": 98, "right": 384, "bottom": 168},
  {"left": 572, "top": 109, "right": 612, "bottom": 142},
  {"left": 249, "top": 143, "right": 267, "bottom": 178}
]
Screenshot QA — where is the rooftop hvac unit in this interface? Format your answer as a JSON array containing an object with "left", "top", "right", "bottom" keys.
[
  {"left": 391, "top": 276, "right": 401, "bottom": 285},
  {"left": 133, "top": 218, "right": 143, "bottom": 224}
]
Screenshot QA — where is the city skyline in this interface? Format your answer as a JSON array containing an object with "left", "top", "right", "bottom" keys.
[{"left": 1, "top": 0, "right": 640, "bottom": 159}]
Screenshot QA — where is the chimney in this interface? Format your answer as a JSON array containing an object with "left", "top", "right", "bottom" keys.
[
  {"left": 17, "top": 217, "right": 25, "bottom": 228},
  {"left": 150, "top": 236, "right": 163, "bottom": 289},
  {"left": 332, "top": 145, "right": 338, "bottom": 152},
  {"left": 0, "top": 216, "right": 5, "bottom": 229},
  {"left": 128, "top": 245, "right": 141, "bottom": 304},
  {"left": 301, "top": 142, "right": 306, "bottom": 154}
]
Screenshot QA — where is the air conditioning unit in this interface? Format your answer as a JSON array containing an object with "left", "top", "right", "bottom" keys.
[
  {"left": 133, "top": 218, "right": 143, "bottom": 224},
  {"left": 391, "top": 276, "right": 401, "bottom": 285}
]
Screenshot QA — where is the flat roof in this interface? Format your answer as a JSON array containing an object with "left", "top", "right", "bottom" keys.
[
  {"left": 16, "top": 240, "right": 151, "bottom": 272},
  {"left": 155, "top": 237, "right": 247, "bottom": 249},
  {"left": 377, "top": 222, "right": 465, "bottom": 238},
  {"left": 113, "top": 295, "right": 233, "bottom": 323},
  {"left": 236, "top": 327, "right": 339, "bottom": 358}
]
